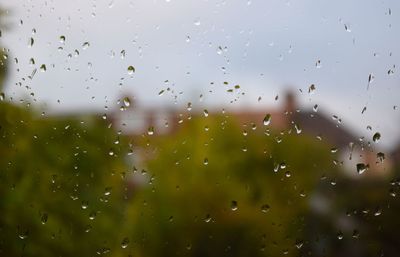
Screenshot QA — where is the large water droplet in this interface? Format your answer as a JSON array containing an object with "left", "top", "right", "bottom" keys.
[
  {"left": 356, "top": 163, "right": 368, "bottom": 174},
  {"left": 373, "top": 132, "right": 381, "bottom": 143},
  {"left": 127, "top": 65, "right": 135, "bottom": 75},
  {"left": 263, "top": 114, "right": 271, "bottom": 126}
]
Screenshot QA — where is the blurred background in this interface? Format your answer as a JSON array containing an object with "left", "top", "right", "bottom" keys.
[{"left": 0, "top": 0, "right": 400, "bottom": 256}]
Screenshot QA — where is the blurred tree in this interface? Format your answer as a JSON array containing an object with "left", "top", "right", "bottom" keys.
[
  {"left": 123, "top": 115, "right": 339, "bottom": 257},
  {"left": 0, "top": 10, "right": 131, "bottom": 256}
]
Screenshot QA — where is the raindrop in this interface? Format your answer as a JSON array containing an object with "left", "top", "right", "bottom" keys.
[
  {"left": 28, "top": 37, "right": 34, "bottom": 47},
  {"left": 82, "top": 41, "right": 90, "bottom": 49},
  {"left": 203, "top": 158, "right": 209, "bottom": 165},
  {"left": 308, "top": 84, "right": 316, "bottom": 94},
  {"left": 147, "top": 126, "right": 154, "bottom": 135},
  {"left": 40, "top": 64, "right": 46, "bottom": 72},
  {"left": 356, "top": 163, "right": 368, "bottom": 174},
  {"left": 104, "top": 187, "right": 112, "bottom": 196},
  {"left": 337, "top": 231, "right": 344, "bottom": 240},
  {"left": 261, "top": 204, "right": 270, "bottom": 213},
  {"left": 313, "top": 104, "right": 318, "bottom": 112},
  {"left": 123, "top": 96, "right": 131, "bottom": 107},
  {"left": 230, "top": 201, "right": 238, "bottom": 211},
  {"left": 377, "top": 152, "right": 385, "bottom": 163},
  {"left": 121, "top": 237, "right": 129, "bottom": 249},
  {"left": 127, "top": 65, "right": 135, "bottom": 75},
  {"left": 373, "top": 132, "right": 381, "bottom": 143},
  {"left": 204, "top": 214, "right": 211, "bottom": 222},
  {"left": 41, "top": 213, "right": 48, "bottom": 224},
  {"left": 294, "top": 124, "right": 302, "bottom": 134},
  {"left": 263, "top": 114, "right": 271, "bottom": 126},
  {"left": 0, "top": 92, "right": 4, "bottom": 101},
  {"left": 203, "top": 109, "right": 209, "bottom": 117},
  {"left": 193, "top": 18, "right": 201, "bottom": 26},
  {"left": 59, "top": 35, "right": 65, "bottom": 43}
]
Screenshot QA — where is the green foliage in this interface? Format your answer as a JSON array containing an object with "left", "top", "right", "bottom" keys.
[
  {"left": 124, "top": 115, "right": 339, "bottom": 257},
  {"left": 0, "top": 102, "right": 130, "bottom": 256}
]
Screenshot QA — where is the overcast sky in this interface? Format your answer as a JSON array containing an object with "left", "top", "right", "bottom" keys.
[{"left": 1, "top": 0, "right": 399, "bottom": 149}]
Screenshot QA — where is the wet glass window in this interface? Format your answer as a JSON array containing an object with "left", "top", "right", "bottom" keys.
[{"left": 0, "top": 1, "right": 399, "bottom": 256}]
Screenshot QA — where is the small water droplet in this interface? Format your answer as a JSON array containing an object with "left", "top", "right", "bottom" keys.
[
  {"left": 203, "top": 109, "right": 209, "bottom": 117},
  {"left": 203, "top": 158, "right": 209, "bottom": 165},
  {"left": 121, "top": 237, "right": 129, "bottom": 249},
  {"left": 204, "top": 214, "right": 211, "bottom": 222},
  {"left": 147, "top": 126, "right": 154, "bottom": 135},
  {"left": 127, "top": 65, "right": 135, "bottom": 75},
  {"left": 104, "top": 187, "right": 112, "bottom": 196},
  {"left": 40, "top": 64, "right": 46, "bottom": 72},
  {"left": 28, "top": 37, "right": 34, "bottom": 47},
  {"left": 230, "top": 200, "right": 238, "bottom": 211},
  {"left": 82, "top": 41, "right": 90, "bottom": 49},
  {"left": 193, "top": 18, "right": 201, "bottom": 26},
  {"left": 308, "top": 84, "right": 316, "bottom": 94},
  {"left": 41, "top": 213, "right": 48, "bottom": 224},
  {"left": 123, "top": 96, "right": 131, "bottom": 107},
  {"left": 261, "top": 204, "right": 270, "bottom": 213},
  {"left": 59, "top": 35, "right": 66, "bottom": 43},
  {"left": 377, "top": 152, "right": 385, "bottom": 163}
]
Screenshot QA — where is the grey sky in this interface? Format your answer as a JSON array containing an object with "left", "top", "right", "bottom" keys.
[{"left": 1, "top": 0, "right": 399, "bottom": 149}]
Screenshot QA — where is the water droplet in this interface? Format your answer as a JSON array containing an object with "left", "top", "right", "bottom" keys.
[
  {"left": 313, "top": 104, "right": 318, "bottom": 112},
  {"left": 59, "top": 35, "right": 65, "bottom": 43},
  {"left": 89, "top": 211, "right": 96, "bottom": 220},
  {"left": 356, "top": 163, "right": 369, "bottom": 174},
  {"left": 294, "top": 124, "right": 302, "bottom": 134},
  {"left": 121, "top": 237, "right": 129, "bottom": 249},
  {"left": 204, "top": 214, "right": 211, "bottom": 222},
  {"left": 41, "top": 213, "right": 48, "bottom": 224},
  {"left": 82, "top": 41, "right": 90, "bottom": 49},
  {"left": 337, "top": 231, "right": 344, "bottom": 240},
  {"left": 263, "top": 114, "right": 271, "bottom": 126},
  {"left": 203, "top": 158, "right": 209, "bottom": 165},
  {"left": 81, "top": 200, "right": 89, "bottom": 209},
  {"left": 203, "top": 109, "right": 209, "bottom": 117},
  {"left": 193, "top": 18, "right": 201, "bottom": 26},
  {"left": 308, "top": 84, "right": 316, "bottom": 94},
  {"left": 373, "top": 132, "right": 381, "bottom": 143},
  {"left": 146, "top": 126, "right": 154, "bottom": 136},
  {"left": 104, "top": 187, "right": 112, "bottom": 196},
  {"left": 127, "top": 65, "right": 135, "bottom": 75},
  {"left": 261, "top": 204, "right": 270, "bottom": 213},
  {"left": 120, "top": 50, "right": 126, "bottom": 59},
  {"left": 40, "top": 64, "right": 46, "bottom": 72},
  {"left": 123, "top": 96, "right": 131, "bottom": 107},
  {"left": 28, "top": 37, "right": 34, "bottom": 47},
  {"left": 0, "top": 92, "right": 5, "bottom": 101},
  {"left": 230, "top": 200, "right": 238, "bottom": 211},
  {"left": 377, "top": 152, "right": 385, "bottom": 163}
]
